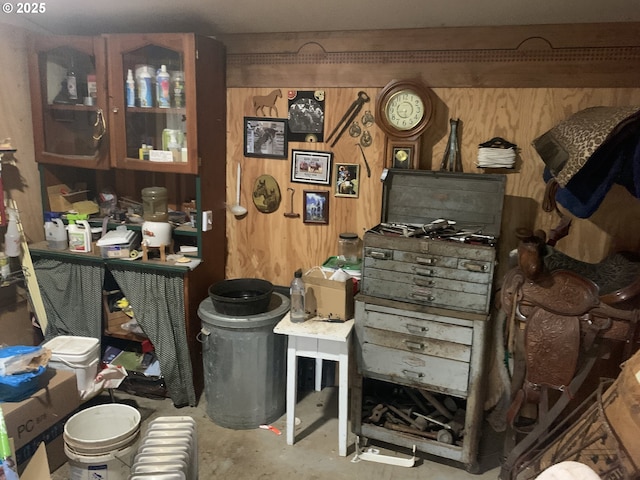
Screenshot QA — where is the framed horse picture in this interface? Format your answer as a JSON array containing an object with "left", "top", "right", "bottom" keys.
[
  {"left": 244, "top": 117, "right": 288, "bottom": 159},
  {"left": 291, "top": 149, "right": 332, "bottom": 185},
  {"left": 303, "top": 190, "right": 330, "bottom": 224},
  {"left": 334, "top": 163, "right": 360, "bottom": 198}
]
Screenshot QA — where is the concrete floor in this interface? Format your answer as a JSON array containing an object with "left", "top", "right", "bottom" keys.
[{"left": 51, "top": 385, "right": 503, "bottom": 480}]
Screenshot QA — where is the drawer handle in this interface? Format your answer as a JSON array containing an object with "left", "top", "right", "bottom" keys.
[
  {"left": 406, "top": 324, "right": 429, "bottom": 334},
  {"left": 402, "top": 370, "right": 425, "bottom": 379},
  {"left": 416, "top": 256, "right": 436, "bottom": 265},
  {"left": 369, "top": 250, "right": 389, "bottom": 260},
  {"left": 414, "top": 267, "right": 434, "bottom": 276},
  {"left": 413, "top": 278, "right": 434, "bottom": 287},
  {"left": 411, "top": 293, "right": 435, "bottom": 302},
  {"left": 464, "top": 262, "right": 488, "bottom": 272},
  {"left": 404, "top": 340, "right": 424, "bottom": 351}
]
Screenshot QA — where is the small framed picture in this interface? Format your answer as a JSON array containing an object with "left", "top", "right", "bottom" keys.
[
  {"left": 291, "top": 149, "right": 332, "bottom": 185},
  {"left": 303, "top": 190, "right": 330, "bottom": 224},
  {"left": 244, "top": 117, "right": 288, "bottom": 159},
  {"left": 335, "top": 163, "right": 360, "bottom": 198}
]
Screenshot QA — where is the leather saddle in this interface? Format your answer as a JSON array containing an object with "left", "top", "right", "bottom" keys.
[{"left": 501, "top": 232, "right": 640, "bottom": 428}]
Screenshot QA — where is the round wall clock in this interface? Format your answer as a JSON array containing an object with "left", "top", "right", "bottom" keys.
[{"left": 375, "top": 79, "right": 434, "bottom": 169}]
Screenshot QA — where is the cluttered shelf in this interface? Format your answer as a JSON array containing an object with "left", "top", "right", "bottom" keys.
[{"left": 29, "top": 241, "right": 199, "bottom": 272}]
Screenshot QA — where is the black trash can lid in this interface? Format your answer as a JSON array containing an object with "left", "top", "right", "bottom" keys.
[{"left": 198, "top": 291, "right": 290, "bottom": 329}]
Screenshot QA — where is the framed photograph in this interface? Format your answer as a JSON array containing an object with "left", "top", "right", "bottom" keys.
[
  {"left": 291, "top": 150, "right": 332, "bottom": 185},
  {"left": 244, "top": 117, "right": 288, "bottom": 159},
  {"left": 335, "top": 163, "right": 360, "bottom": 198},
  {"left": 303, "top": 190, "right": 330, "bottom": 224}
]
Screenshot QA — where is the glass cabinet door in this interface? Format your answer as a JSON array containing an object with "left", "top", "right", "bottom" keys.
[
  {"left": 107, "top": 34, "right": 198, "bottom": 174},
  {"left": 29, "top": 36, "right": 109, "bottom": 169}
]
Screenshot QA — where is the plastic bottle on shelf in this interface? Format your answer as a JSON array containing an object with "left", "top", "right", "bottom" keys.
[
  {"left": 156, "top": 65, "right": 171, "bottom": 108},
  {"left": 137, "top": 67, "right": 153, "bottom": 108},
  {"left": 290, "top": 269, "right": 306, "bottom": 322},
  {"left": 126, "top": 69, "right": 136, "bottom": 107},
  {"left": 4, "top": 209, "right": 21, "bottom": 258},
  {"left": 171, "top": 70, "right": 185, "bottom": 108}
]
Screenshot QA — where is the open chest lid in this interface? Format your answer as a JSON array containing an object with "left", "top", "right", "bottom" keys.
[{"left": 379, "top": 169, "right": 507, "bottom": 238}]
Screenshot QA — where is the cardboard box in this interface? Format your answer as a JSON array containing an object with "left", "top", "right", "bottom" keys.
[
  {"left": 2, "top": 368, "right": 80, "bottom": 472},
  {"left": 303, "top": 269, "right": 355, "bottom": 321},
  {"left": 46, "top": 184, "right": 90, "bottom": 213}
]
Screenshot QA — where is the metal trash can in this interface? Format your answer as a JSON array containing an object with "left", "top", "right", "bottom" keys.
[{"left": 198, "top": 291, "right": 290, "bottom": 429}]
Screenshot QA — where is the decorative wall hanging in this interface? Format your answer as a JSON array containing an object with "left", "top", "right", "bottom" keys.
[
  {"left": 290, "top": 149, "right": 332, "bottom": 185},
  {"left": 244, "top": 117, "right": 288, "bottom": 159},
  {"left": 335, "top": 163, "right": 360, "bottom": 198},
  {"left": 252, "top": 174, "right": 282, "bottom": 213},
  {"left": 252, "top": 89, "right": 282, "bottom": 117},
  {"left": 303, "top": 190, "right": 330, "bottom": 224},
  {"left": 326, "top": 91, "right": 370, "bottom": 147},
  {"left": 287, "top": 90, "right": 325, "bottom": 143}
]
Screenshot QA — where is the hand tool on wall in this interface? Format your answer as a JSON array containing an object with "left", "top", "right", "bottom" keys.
[
  {"left": 356, "top": 143, "right": 372, "bottom": 177},
  {"left": 284, "top": 187, "right": 300, "bottom": 218},
  {"left": 326, "top": 91, "right": 370, "bottom": 147}
]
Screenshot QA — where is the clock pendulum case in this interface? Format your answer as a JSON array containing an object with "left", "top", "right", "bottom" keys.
[{"left": 375, "top": 79, "right": 434, "bottom": 169}]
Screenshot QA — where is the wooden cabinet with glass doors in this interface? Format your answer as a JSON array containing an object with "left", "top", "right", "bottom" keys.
[
  {"left": 28, "top": 35, "right": 110, "bottom": 169},
  {"left": 27, "top": 33, "right": 227, "bottom": 399}
]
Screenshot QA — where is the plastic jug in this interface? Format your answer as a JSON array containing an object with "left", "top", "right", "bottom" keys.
[
  {"left": 45, "top": 217, "right": 68, "bottom": 250},
  {"left": 68, "top": 219, "right": 92, "bottom": 253}
]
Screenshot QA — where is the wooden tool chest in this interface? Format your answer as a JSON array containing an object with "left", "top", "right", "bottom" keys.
[{"left": 353, "top": 169, "right": 506, "bottom": 472}]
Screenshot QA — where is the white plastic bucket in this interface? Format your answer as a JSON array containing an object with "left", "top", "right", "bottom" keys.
[
  {"left": 44, "top": 335, "right": 100, "bottom": 394},
  {"left": 64, "top": 404, "right": 141, "bottom": 480}
]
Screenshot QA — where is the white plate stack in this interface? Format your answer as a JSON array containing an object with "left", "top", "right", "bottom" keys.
[{"left": 128, "top": 416, "right": 197, "bottom": 480}]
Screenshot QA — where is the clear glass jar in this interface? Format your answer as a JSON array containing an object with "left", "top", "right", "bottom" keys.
[
  {"left": 141, "top": 186, "right": 168, "bottom": 222},
  {"left": 338, "top": 232, "right": 360, "bottom": 263}
]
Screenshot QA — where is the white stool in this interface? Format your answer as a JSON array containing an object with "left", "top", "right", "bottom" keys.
[{"left": 274, "top": 314, "right": 354, "bottom": 456}]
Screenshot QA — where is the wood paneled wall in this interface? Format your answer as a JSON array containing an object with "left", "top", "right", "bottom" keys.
[
  {"left": 226, "top": 86, "right": 640, "bottom": 285},
  {"left": 223, "top": 24, "right": 640, "bottom": 286}
]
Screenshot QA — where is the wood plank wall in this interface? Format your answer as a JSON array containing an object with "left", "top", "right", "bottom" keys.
[{"left": 221, "top": 23, "right": 640, "bottom": 286}]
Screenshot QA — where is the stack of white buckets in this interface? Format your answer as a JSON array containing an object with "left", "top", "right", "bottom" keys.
[
  {"left": 44, "top": 336, "right": 197, "bottom": 479},
  {"left": 63, "top": 409, "right": 197, "bottom": 480}
]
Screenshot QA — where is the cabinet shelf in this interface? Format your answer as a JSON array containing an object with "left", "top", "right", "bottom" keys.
[
  {"left": 47, "top": 103, "right": 99, "bottom": 112},
  {"left": 126, "top": 106, "right": 186, "bottom": 115}
]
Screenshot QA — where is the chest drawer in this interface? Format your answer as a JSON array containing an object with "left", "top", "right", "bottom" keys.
[
  {"left": 360, "top": 342, "right": 470, "bottom": 397},
  {"left": 361, "top": 326, "right": 471, "bottom": 362},
  {"left": 361, "top": 238, "right": 496, "bottom": 314}
]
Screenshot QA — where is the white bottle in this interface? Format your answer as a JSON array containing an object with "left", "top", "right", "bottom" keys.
[
  {"left": 126, "top": 69, "right": 136, "bottom": 107},
  {"left": 138, "top": 67, "right": 153, "bottom": 108},
  {"left": 68, "top": 219, "right": 92, "bottom": 253},
  {"left": 4, "top": 209, "right": 21, "bottom": 258},
  {"left": 290, "top": 269, "right": 306, "bottom": 322},
  {"left": 156, "top": 65, "right": 171, "bottom": 108}
]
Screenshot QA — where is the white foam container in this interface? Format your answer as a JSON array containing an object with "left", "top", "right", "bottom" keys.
[{"left": 43, "top": 335, "right": 100, "bottom": 393}]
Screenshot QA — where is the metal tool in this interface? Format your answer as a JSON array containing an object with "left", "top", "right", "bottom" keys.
[
  {"left": 327, "top": 91, "right": 370, "bottom": 147},
  {"left": 284, "top": 187, "right": 300, "bottom": 218},
  {"left": 356, "top": 143, "right": 372, "bottom": 177},
  {"left": 259, "top": 424, "right": 282, "bottom": 435}
]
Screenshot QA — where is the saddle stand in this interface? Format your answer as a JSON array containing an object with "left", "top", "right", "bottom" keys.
[{"left": 499, "top": 235, "right": 640, "bottom": 479}]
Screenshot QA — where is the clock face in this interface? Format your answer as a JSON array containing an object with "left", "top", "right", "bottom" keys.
[{"left": 385, "top": 90, "right": 425, "bottom": 131}]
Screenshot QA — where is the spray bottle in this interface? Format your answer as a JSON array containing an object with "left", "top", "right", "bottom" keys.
[
  {"left": 4, "top": 208, "right": 21, "bottom": 258},
  {"left": 67, "top": 213, "right": 92, "bottom": 253}
]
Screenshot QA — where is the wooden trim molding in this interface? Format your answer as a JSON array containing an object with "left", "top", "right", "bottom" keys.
[{"left": 221, "top": 23, "right": 640, "bottom": 88}]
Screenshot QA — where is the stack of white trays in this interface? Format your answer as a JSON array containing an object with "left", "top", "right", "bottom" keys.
[{"left": 129, "top": 416, "right": 197, "bottom": 480}]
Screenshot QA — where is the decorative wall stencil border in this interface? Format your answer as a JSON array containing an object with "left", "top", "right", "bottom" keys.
[{"left": 228, "top": 47, "right": 640, "bottom": 66}]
